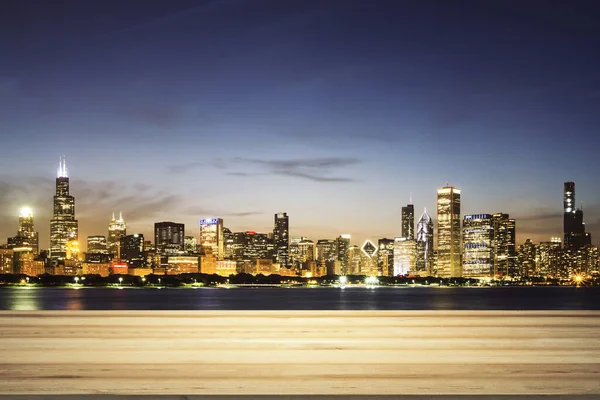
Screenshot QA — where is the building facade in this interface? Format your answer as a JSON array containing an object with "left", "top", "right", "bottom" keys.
[
  {"left": 492, "top": 213, "right": 516, "bottom": 277},
  {"left": 50, "top": 157, "right": 79, "bottom": 261},
  {"left": 416, "top": 208, "right": 434, "bottom": 276},
  {"left": 436, "top": 186, "right": 461, "bottom": 277},
  {"left": 462, "top": 214, "right": 494, "bottom": 278},
  {"left": 154, "top": 222, "right": 185, "bottom": 254},
  {"left": 393, "top": 237, "right": 416, "bottom": 276},
  {"left": 273, "top": 212, "right": 289, "bottom": 267},
  {"left": 107, "top": 212, "right": 126, "bottom": 257},
  {"left": 401, "top": 203, "right": 415, "bottom": 240},
  {"left": 200, "top": 218, "right": 224, "bottom": 259}
]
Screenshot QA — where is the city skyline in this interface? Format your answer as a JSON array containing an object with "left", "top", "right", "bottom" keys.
[
  {"left": 0, "top": 158, "right": 597, "bottom": 252},
  {"left": 2, "top": 1, "right": 600, "bottom": 249}
]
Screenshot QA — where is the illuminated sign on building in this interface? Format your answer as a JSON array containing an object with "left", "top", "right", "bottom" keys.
[
  {"left": 111, "top": 262, "right": 128, "bottom": 275},
  {"left": 200, "top": 219, "right": 219, "bottom": 225}
]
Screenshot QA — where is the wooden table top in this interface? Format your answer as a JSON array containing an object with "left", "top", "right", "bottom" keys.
[{"left": 1, "top": 310, "right": 599, "bottom": 396}]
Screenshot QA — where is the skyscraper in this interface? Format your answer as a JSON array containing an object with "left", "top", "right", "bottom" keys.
[
  {"left": 336, "top": 234, "right": 351, "bottom": 273},
  {"left": 50, "top": 157, "right": 78, "bottom": 261},
  {"left": 316, "top": 239, "right": 337, "bottom": 262},
  {"left": 87, "top": 235, "right": 108, "bottom": 254},
  {"left": 437, "top": 185, "right": 461, "bottom": 277},
  {"left": 377, "top": 238, "right": 394, "bottom": 276},
  {"left": 9, "top": 207, "right": 39, "bottom": 255},
  {"left": 154, "top": 222, "right": 185, "bottom": 254},
  {"left": 273, "top": 212, "right": 289, "bottom": 267},
  {"left": 462, "top": 214, "right": 494, "bottom": 278},
  {"left": 492, "top": 213, "right": 516, "bottom": 277},
  {"left": 401, "top": 202, "right": 415, "bottom": 240},
  {"left": 200, "top": 218, "right": 224, "bottom": 259},
  {"left": 107, "top": 212, "right": 126, "bottom": 257},
  {"left": 563, "top": 182, "right": 591, "bottom": 249},
  {"left": 393, "top": 237, "right": 416, "bottom": 276},
  {"left": 120, "top": 233, "right": 145, "bottom": 267},
  {"left": 415, "top": 208, "right": 434, "bottom": 275}
]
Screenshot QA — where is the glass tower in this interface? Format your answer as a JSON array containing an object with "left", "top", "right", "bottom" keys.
[
  {"left": 462, "top": 214, "right": 494, "bottom": 278},
  {"left": 416, "top": 208, "right": 434, "bottom": 275},
  {"left": 436, "top": 185, "right": 461, "bottom": 277}
]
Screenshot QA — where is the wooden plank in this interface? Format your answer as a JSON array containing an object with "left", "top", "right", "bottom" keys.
[{"left": 0, "top": 311, "right": 599, "bottom": 395}]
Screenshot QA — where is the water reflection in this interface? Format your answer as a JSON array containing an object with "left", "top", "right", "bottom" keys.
[{"left": 5, "top": 288, "right": 41, "bottom": 310}]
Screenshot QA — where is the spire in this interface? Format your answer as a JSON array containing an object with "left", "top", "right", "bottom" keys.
[
  {"left": 57, "top": 156, "right": 68, "bottom": 178},
  {"left": 409, "top": 192, "right": 413, "bottom": 205},
  {"left": 119, "top": 211, "right": 123, "bottom": 221},
  {"left": 112, "top": 212, "right": 115, "bottom": 221}
]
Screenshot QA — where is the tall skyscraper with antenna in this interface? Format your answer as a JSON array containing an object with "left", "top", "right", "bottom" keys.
[
  {"left": 108, "top": 212, "right": 127, "bottom": 257},
  {"left": 50, "top": 156, "right": 79, "bottom": 260}
]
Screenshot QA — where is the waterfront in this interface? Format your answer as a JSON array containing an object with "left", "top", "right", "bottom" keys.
[{"left": 1, "top": 286, "right": 599, "bottom": 310}]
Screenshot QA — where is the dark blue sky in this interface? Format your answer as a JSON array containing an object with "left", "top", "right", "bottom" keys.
[{"left": 1, "top": 0, "right": 600, "bottom": 248}]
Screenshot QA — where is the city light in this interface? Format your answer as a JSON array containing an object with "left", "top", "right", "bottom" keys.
[{"left": 365, "top": 276, "right": 379, "bottom": 285}]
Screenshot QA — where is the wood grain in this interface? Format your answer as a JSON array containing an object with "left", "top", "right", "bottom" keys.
[{"left": 0, "top": 311, "right": 599, "bottom": 395}]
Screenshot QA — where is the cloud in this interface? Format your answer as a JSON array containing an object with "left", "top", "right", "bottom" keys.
[
  {"left": 226, "top": 157, "right": 361, "bottom": 183},
  {"left": 166, "top": 162, "right": 204, "bottom": 174},
  {"left": 121, "top": 106, "right": 178, "bottom": 128}
]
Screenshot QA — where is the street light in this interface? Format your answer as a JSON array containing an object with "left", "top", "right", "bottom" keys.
[
  {"left": 74, "top": 277, "right": 79, "bottom": 284},
  {"left": 25, "top": 277, "right": 29, "bottom": 284},
  {"left": 118, "top": 277, "right": 123, "bottom": 285}
]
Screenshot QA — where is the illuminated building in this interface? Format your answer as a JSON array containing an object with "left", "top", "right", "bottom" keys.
[
  {"left": 393, "top": 237, "right": 416, "bottom": 276},
  {"left": 537, "top": 238, "right": 562, "bottom": 278},
  {"left": 200, "top": 218, "right": 224, "bottom": 259},
  {"left": 87, "top": 236, "right": 108, "bottom": 254},
  {"left": 50, "top": 157, "right": 79, "bottom": 260},
  {"left": 436, "top": 185, "right": 461, "bottom": 277},
  {"left": 216, "top": 260, "right": 237, "bottom": 277},
  {"left": 66, "top": 239, "right": 80, "bottom": 261},
  {"left": 256, "top": 259, "right": 274, "bottom": 275},
  {"left": 110, "top": 261, "right": 129, "bottom": 275},
  {"left": 273, "top": 212, "right": 289, "bottom": 267},
  {"left": 402, "top": 201, "right": 415, "bottom": 240},
  {"left": 200, "top": 254, "right": 217, "bottom": 274},
  {"left": 13, "top": 247, "right": 44, "bottom": 276},
  {"left": 563, "top": 182, "right": 592, "bottom": 249},
  {"left": 14, "top": 208, "right": 39, "bottom": 255},
  {"left": 129, "top": 267, "right": 153, "bottom": 277},
  {"left": 462, "top": 214, "right": 494, "bottom": 278},
  {"left": 223, "top": 228, "right": 234, "bottom": 259},
  {"left": 517, "top": 239, "right": 537, "bottom": 277},
  {"left": 316, "top": 239, "right": 337, "bottom": 262},
  {"left": 154, "top": 222, "right": 185, "bottom": 254},
  {"left": 121, "top": 234, "right": 144, "bottom": 268},
  {"left": 0, "top": 248, "right": 13, "bottom": 274},
  {"left": 346, "top": 245, "right": 361, "bottom": 275},
  {"left": 360, "top": 240, "right": 378, "bottom": 276},
  {"left": 336, "top": 234, "right": 351, "bottom": 273},
  {"left": 166, "top": 256, "right": 199, "bottom": 274},
  {"left": 492, "top": 213, "right": 517, "bottom": 277},
  {"left": 107, "top": 212, "right": 126, "bottom": 257},
  {"left": 298, "top": 239, "right": 315, "bottom": 262},
  {"left": 184, "top": 236, "right": 197, "bottom": 254},
  {"left": 82, "top": 262, "right": 110, "bottom": 277},
  {"left": 416, "top": 208, "right": 434, "bottom": 276},
  {"left": 377, "top": 238, "right": 394, "bottom": 276}
]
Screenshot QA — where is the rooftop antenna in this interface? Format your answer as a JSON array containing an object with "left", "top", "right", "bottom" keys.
[{"left": 409, "top": 192, "right": 413, "bottom": 205}]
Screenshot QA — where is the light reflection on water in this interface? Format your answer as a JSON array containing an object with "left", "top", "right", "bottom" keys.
[{"left": 0, "top": 286, "right": 598, "bottom": 310}]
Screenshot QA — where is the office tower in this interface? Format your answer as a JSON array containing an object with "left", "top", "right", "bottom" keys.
[
  {"left": 298, "top": 239, "right": 315, "bottom": 262},
  {"left": 336, "top": 234, "right": 351, "bottom": 273},
  {"left": 120, "top": 234, "right": 145, "bottom": 267},
  {"left": 8, "top": 208, "right": 40, "bottom": 255},
  {"left": 50, "top": 157, "right": 79, "bottom": 260},
  {"left": 359, "top": 240, "right": 379, "bottom": 276},
  {"left": 492, "top": 213, "right": 517, "bottom": 277},
  {"left": 563, "top": 182, "right": 592, "bottom": 249},
  {"left": 154, "top": 222, "right": 185, "bottom": 254},
  {"left": 462, "top": 214, "right": 494, "bottom": 278},
  {"left": 393, "top": 237, "right": 416, "bottom": 276},
  {"left": 316, "top": 239, "right": 337, "bottom": 262},
  {"left": 200, "top": 218, "right": 224, "bottom": 259},
  {"left": 518, "top": 239, "right": 537, "bottom": 277},
  {"left": 184, "top": 236, "right": 197, "bottom": 254},
  {"left": 402, "top": 202, "right": 415, "bottom": 240},
  {"left": 416, "top": 208, "right": 434, "bottom": 276},
  {"left": 377, "top": 238, "right": 394, "bottom": 276},
  {"left": 87, "top": 236, "right": 108, "bottom": 254},
  {"left": 346, "top": 245, "right": 361, "bottom": 275},
  {"left": 437, "top": 185, "right": 461, "bottom": 277},
  {"left": 273, "top": 212, "right": 289, "bottom": 267},
  {"left": 537, "top": 238, "right": 562, "bottom": 278},
  {"left": 223, "top": 227, "right": 234, "bottom": 259},
  {"left": 107, "top": 212, "right": 126, "bottom": 257}
]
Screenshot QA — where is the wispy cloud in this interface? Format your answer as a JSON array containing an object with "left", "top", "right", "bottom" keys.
[
  {"left": 226, "top": 157, "right": 361, "bottom": 183},
  {"left": 166, "top": 162, "right": 204, "bottom": 174}
]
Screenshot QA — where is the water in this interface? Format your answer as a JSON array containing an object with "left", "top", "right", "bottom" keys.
[{"left": 1, "top": 286, "right": 599, "bottom": 310}]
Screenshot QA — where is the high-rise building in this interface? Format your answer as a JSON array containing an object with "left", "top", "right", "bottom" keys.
[
  {"left": 273, "top": 212, "right": 289, "bottom": 267},
  {"left": 154, "top": 222, "right": 185, "bottom": 254},
  {"left": 393, "top": 237, "right": 416, "bottom": 276},
  {"left": 537, "top": 238, "right": 562, "bottom": 278},
  {"left": 50, "top": 157, "right": 79, "bottom": 261},
  {"left": 120, "top": 234, "right": 145, "bottom": 267},
  {"left": 8, "top": 208, "right": 40, "bottom": 255},
  {"left": 416, "top": 208, "right": 434, "bottom": 276},
  {"left": 462, "top": 214, "right": 494, "bottom": 278},
  {"left": 377, "top": 238, "right": 394, "bottom": 276},
  {"left": 492, "top": 213, "right": 517, "bottom": 277},
  {"left": 223, "top": 227, "right": 234, "bottom": 259},
  {"left": 360, "top": 240, "right": 379, "bottom": 276},
  {"left": 107, "top": 212, "right": 126, "bottom": 257},
  {"left": 336, "top": 234, "right": 351, "bottom": 273},
  {"left": 316, "top": 239, "right": 337, "bottom": 262},
  {"left": 87, "top": 235, "right": 108, "bottom": 254},
  {"left": 518, "top": 238, "right": 537, "bottom": 277},
  {"left": 200, "top": 218, "right": 224, "bottom": 259},
  {"left": 184, "top": 236, "right": 197, "bottom": 254},
  {"left": 436, "top": 185, "right": 461, "bottom": 277},
  {"left": 563, "top": 182, "right": 592, "bottom": 249},
  {"left": 401, "top": 202, "right": 415, "bottom": 240}
]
